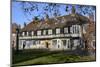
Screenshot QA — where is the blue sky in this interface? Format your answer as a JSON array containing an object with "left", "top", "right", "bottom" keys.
[
  {"left": 12, "top": 2, "right": 30, "bottom": 26},
  {"left": 12, "top": 1, "right": 96, "bottom": 27},
  {"left": 12, "top": 2, "right": 68, "bottom": 27}
]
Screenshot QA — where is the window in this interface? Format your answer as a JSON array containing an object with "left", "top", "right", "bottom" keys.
[
  {"left": 83, "top": 24, "right": 88, "bottom": 33},
  {"left": 64, "top": 27, "right": 68, "bottom": 33},
  {"left": 48, "top": 29, "right": 52, "bottom": 35},
  {"left": 53, "top": 40, "right": 57, "bottom": 46},
  {"left": 77, "top": 25, "right": 80, "bottom": 33},
  {"left": 73, "top": 40, "right": 80, "bottom": 48},
  {"left": 22, "top": 32, "right": 25, "bottom": 36},
  {"left": 72, "top": 25, "right": 79, "bottom": 34},
  {"left": 56, "top": 28, "right": 60, "bottom": 34},
  {"left": 33, "top": 40, "right": 36, "bottom": 45},
  {"left": 31, "top": 31, "right": 34, "bottom": 36},
  {"left": 43, "top": 30, "right": 46, "bottom": 35},
  {"left": 27, "top": 32, "right": 29, "bottom": 36},
  {"left": 83, "top": 26, "right": 86, "bottom": 33},
  {"left": 73, "top": 25, "right": 75, "bottom": 33},
  {"left": 67, "top": 40, "right": 70, "bottom": 48},
  {"left": 36, "top": 40, "right": 40, "bottom": 44},
  {"left": 74, "top": 25, "right": 78, "bottom": 33},
  {"left": 75, "top": 25, "right": 77, "bottom": 33},
  {"left": 62, "top": 40, "right": 66, "bottom": 46},
  {"left": 37, "top": 30, "right": 41, "bottom": 35},
  {"left": 53, "top": 29, "right": 56, "bottom": 34},
  {"left": 71, "top": 25, "right": 74, "bottom": 33}
]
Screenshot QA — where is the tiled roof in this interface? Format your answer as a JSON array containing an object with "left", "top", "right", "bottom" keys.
[{"left": 21, "top": 13, "right": 89, "bottom": 32}]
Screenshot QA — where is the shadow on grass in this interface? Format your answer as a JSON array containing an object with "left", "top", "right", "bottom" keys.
[
  {"left": 12, "top": 49, "right": 96, "bottom": 66},
  {"left": 12, "top": 49, "right": 62, "bottom": 64}
]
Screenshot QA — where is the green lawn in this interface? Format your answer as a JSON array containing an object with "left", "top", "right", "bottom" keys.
[{"left": 12, "top": 49, "right": 96, "bottom": 66}]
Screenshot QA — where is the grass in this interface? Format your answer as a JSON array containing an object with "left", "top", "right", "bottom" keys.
[
  {"left": 12, "top": 49, "right": 61, "bottom": 64},
  {"left": 12, "top": 49, "right": 96, "bottom": 66}
]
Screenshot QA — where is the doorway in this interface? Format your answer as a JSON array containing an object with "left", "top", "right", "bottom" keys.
[{"left": 45, "top": 42, "right": 49, "bottom": 48}]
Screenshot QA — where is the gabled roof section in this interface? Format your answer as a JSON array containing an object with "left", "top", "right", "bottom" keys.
[{"left": 21, "top": 13, "right": 89, "bottom": 32}]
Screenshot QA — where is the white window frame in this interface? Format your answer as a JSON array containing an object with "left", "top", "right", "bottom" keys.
[
  {"left": 48, "top": 29, "right": 52, "bottom": 35},
  {"left": 22, "top": 32, "right": 25, "bottom": 36},
  {"left": 83, "top": 24, "right": 87, "bottom": 34},
  {"left": 64, "top": 27, "right": 68, "bottom": 33},
  {"left": 73, "top": 25, "right": 75, "bottom": 33},
  {"left": 76, "top": 25, "right": 79, "bottom": 33},
  {"left": 27, "top": 32, "right": 29, "bottom": 36},
  {"left": 71, "top": 25, "right": 74, "bottom": 34},
  {"left": 78, "top": 25, "right": 81, "bottom": 34},
  {"left": 31, "top": 31, "right": 34, "bottom": 36},
  {"left": 56, "top": 28, "right": 60, "bottom": 34},
  {"left": 43, "top": 30, "right": 46, "bottom": 35},
  {"left": 53, "top": 40, "right": 57, "bottom": 47},
  {"left": 72, "top": 25, "right": 79, "bottom": 34},
  {"left": 37, "top": 30, "right": 41, "bottom": 35},
  {"left": 62, "top": 40, "right": 67, "bottom": 46}
]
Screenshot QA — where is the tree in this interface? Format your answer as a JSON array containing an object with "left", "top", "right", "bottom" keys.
[
  {"left": 34, "top": 16, "right": 39, "bottom": 21},
  {"left": 12, "top": 1, "right": 96, "bottom": 22},
  {"left": 78, "top": 5, "right": 96, "bottom": 17},
  {"left": 82, "top": 15, "right": 95, "bottom": 55},
  {"left": 16, "top": 27, "right": 20, "bottom": 52},
  {"left": 18, "top": 2, "right": 62, "bottom": 20},
  {"left": 24, "top": 22, "right": 27, "bottom": 27}
]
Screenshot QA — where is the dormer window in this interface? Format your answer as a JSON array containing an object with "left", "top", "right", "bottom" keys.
[
  {"left": 64, "top": 27, "right": 68, "bottom": 33},
  {"left": 37, "top": 30, "right": 41, "bottom": 35},
  {"left": 27, "top": 32, "right": 29, "bottom": 36},
  {"left": 31, "top": 31, "right": 34, "bottom": 36},
  {"left": 73, "top": 25, "right": 75, "bottom": 33},
  {"left": 22, "top": 32, "right": 25, "bottom": 36},
  {"left": 76, "top": 25, "right": 80, "bottom": 33},
  {"left": 56, "top": 28, "right": 60, "bottom": 34},
  {"left": 48, "top": 29, "right": 52, "bottom": 35},
  {"left": 43, "top": 30, "right": 46, "bottom": 35},
  {"left": 71, "top": 25, "right": 80, "bottom": 34}
]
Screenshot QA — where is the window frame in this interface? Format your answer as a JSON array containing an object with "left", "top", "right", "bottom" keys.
[
  {"left": 64, "top": 27, "right": 68, "bottom": 34},
  {"left": 37, "top": 30, "right": 41, "bottom": 36},
  {"left": 56, "top": 28, "right": 60, "bottom": 34},
  {"left": 48, "top": 29, "right": 52, "bottom": 35}
]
